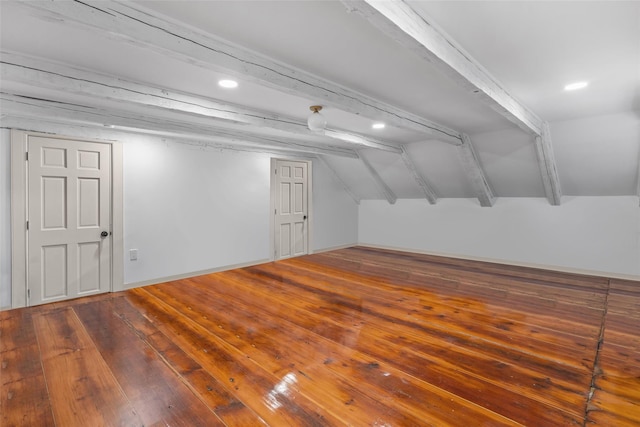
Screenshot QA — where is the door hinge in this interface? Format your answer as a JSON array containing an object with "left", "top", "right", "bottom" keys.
[
  {"left": 274, "top": 169, "right": 277, "bottom": 175},
  {"left": 25, "top": 152, "right": 28, "bottom": 161},
  {"left": 27, "top": 289, "right": 30, "bottom": 299},
  {"left": 26, "top": 220, "right": 29, "bottom": 230}
]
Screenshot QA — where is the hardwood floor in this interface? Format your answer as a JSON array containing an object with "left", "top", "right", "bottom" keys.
[{"left": 1, "top": 246, "right": 639, "bottom": 426}]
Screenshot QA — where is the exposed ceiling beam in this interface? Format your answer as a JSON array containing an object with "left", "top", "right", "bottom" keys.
[
  {"left": 535, "top": 124, "right": 563, "bottom": 206},
  {"left": 400, "top": 145, "right": 437, "bottom": 204},
  {"left": 343, "top": 0, "right": 562, "bottom": 205},
  {"left": 457, "top": 134, "right": 495, "bottom": 207},
  {"left": 0, "top": 116, "right": 320, "bottom": 159},
  {"left": 322, "top": 128, "right": 399, "bottom": 153},
  {"left": 316, "top": 156, "right": 361, "bottom": 205},
  {"left": 0, "top": 93, "right": 358, "bottom": 158},
  {"left": 343, "top": 0, "right": 543, "bottom": 135},
  {"left": 16, "top": 0, "right": 462, "bottom": 142},
  {"left": 0, "top": 52, "right": 399, "bottom": 154},
  {"left": 358, "top": 151, "right": 397, "bottom": 204}
]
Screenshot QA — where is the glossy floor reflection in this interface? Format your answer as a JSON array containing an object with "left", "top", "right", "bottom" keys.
[{"left": 2, "top": 247, "right": 639, "bottom": 426}]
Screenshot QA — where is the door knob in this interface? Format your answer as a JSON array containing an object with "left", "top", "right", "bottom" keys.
[
  {"left": 101, "top": 231, "right": 109, "bottom": 237},
  {"left": 303, "top": 215, "right": 307, "bottom": 220}
]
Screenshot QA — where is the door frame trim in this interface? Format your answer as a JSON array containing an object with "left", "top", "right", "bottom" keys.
[
  {"left": 10, "top": 130, "right": 124, "bottom": 308},
  {"left": 269, "top": 157, "right": 313, "bottom": 261}
]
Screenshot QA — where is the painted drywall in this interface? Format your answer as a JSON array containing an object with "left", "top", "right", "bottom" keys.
[
  {"left": 551, "top": 112, "right": 640, "bottom": 195},
  {"left": 311, "top": 159, "right": 358, "bottom": 251},
  {"left": 0, "top": 130, "right": 11, "bottom": 309},
  {"left": 123, "top": 139, "right": 272, "bottom": 285},
  {"left": 123, "top": 138, "right": 359, "bottom": 285},
  {"left": 0, "top": 132, "right": 359, "bottom": 306},
  {"left": 359, "top": 197, "right": 640, "bottom": 279}
]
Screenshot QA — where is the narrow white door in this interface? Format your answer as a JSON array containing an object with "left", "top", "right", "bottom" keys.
[
  {"left": 274, "top": 160, "right": 308, "bottom": 260},
  {"left": 27, "top": 136, "right": 112, "bottom": 306}
]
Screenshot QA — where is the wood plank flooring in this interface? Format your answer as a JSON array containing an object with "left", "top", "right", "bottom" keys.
[{"left": 1, "top": 246, "right": 639, "bottom": 426}]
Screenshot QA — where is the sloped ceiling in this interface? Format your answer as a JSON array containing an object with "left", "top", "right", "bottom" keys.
[{"left": 1, "top": 0, "right": 638, "bottom": 206}]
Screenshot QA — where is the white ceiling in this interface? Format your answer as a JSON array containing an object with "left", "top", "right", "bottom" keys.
[
  {"left": 411, "top": 1, "right": 640, "bottom": 122},
  {"left": 1, "top": 0, "right": 638, "bottom": 203}
]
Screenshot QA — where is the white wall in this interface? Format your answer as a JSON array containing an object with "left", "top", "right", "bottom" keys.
[
  {"left": 4, "top": 128, "right": 636, "bottom": 308},
  {"left": 0, "top": 133, "right": 359, "bottom": 307},
  {"left": 123, "top": 139, "right": 273, "bottom": 285},
  {"left": 122, "top": 138, "right": 360, "bottom": 286},
  {"left": 551, "top": 112, "right": 640, "bottom": 195},
  {"left": 359, "top": 197, "right": 640, "bottom": 279},
  {"left": 311, "top": 159, "right": 358, "bottom": 251},
  {"left": 0, "top": 130, "right": 11, "bottom": 309}
]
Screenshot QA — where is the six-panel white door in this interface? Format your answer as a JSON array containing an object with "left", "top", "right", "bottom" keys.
[
  {"left": 274, "top": 160, "right": 308, "bottom": 260},
  {"left": 27, "top": 136, "right": 112, "bottom": 306}
]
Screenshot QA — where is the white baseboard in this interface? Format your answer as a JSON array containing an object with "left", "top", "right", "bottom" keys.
[
  {"left": 124, "top": 244, "right": 358, "bottom": 291},
  {"left": 312, "top": 243, "right": 357, "bottom": 254},
  {"left": 358, "top": 243, "right": 640, "bottom": 282},
  {"left": 123, "top": 258, "right": 272, "bottom": 290}
]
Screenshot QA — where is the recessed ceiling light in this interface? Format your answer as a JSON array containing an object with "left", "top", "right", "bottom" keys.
[
  {"left": 372, "top": 123, "right": 386, "bottom": 130},
  {"left": 564, "top": 81, "right": 588, "bottom": 91},
  {"left": 218, "top": 79, "right": 238, "bottom": 89}
]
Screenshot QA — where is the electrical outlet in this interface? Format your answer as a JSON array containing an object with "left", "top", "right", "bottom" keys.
[{"left": 129, "top": 249, "right": 138, "bottom": 261}]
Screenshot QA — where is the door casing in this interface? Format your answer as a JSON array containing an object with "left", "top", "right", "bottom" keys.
[{"left": 10, "top": 130, "right": 124, "bottom": 308}]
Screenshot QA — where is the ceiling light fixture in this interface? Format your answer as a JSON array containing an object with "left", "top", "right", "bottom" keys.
[
  {"left": 564, "top": 81, "right": 588, "bottom": 91},
  {"left": 218, "top": 79, "right": 238, "bottom": 89},
  {"left": 307, "top": 105, "right": 327, "bottom": 132},
  {"left": 372, "top": 122, "right": 386, "bottom": 130}
]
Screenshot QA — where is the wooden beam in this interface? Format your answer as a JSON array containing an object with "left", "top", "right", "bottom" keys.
[
  {"left": 0, "top": 52, "right": 400, "bottom": 153},
  {"left": 0, "top": 93, "right": 358, "bottom": 158},
  {"left": 457, "top": 134, "right": 495, "bottom": 207},
  {"left": 343, "top": 0, "right": 543, "bottom": 135},
  {"left": 322, "top": 128, "right": 400, "bottom": 153},
  {"left": 342, "top": 1, "right": 563, "bottom": 201},
  {"left": 358, "top": 151, "right": 397, "bottom": 204},
  {"left": 400, "top": 145, "right": 437, "bottom": 204},
  {"left": 0, "top": 116, "right": 331, "bottom": 159},
  {"left": 534, "top": 123, "right": 562, "bottom": 206},
  {"left": 316, "top": 156, "right": 361, "bottom": 205},
  {"left": 15, "top": 1, "right": 462, "bottom": 142}
]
